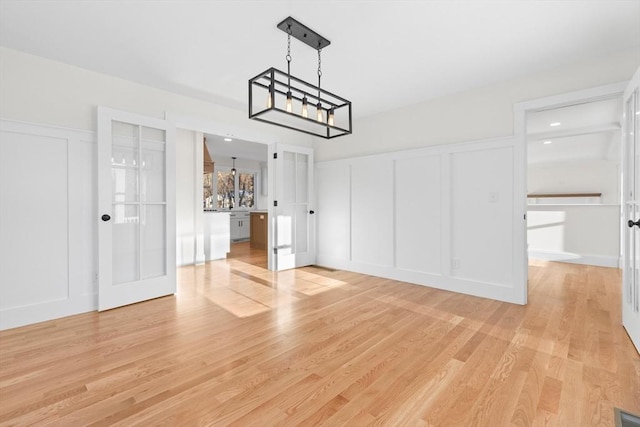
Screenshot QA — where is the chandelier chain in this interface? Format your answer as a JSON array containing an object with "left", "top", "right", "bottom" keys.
[
  {"left": 286, "top": 26, "right": 292, "bottom": 63},
  {"left": 286, "top": 25, "right": 292, "bottom": 90},
  {"left": 317, "top": 48, "right": 322, "bottom": 101}
]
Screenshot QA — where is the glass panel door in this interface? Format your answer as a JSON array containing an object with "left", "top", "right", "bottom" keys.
[
  {"left": 622, "top": 67, "right": 640, "bottom": 353},
  {"left": 98, "top": 108, "right": 175, "bottom": 311},
  {"left": 272, "top": 144, "right": 315, "bottom": 270}
]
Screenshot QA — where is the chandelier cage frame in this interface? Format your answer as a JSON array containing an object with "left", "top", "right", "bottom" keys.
[{"left": 248, "top": 17, "right": 353, "bottom": 140}]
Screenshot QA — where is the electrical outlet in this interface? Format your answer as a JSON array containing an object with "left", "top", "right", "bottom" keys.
[{"left": 452, "top": 258, "right": 460, "bottom": 270}]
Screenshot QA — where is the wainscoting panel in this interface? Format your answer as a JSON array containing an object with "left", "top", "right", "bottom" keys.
[
  {"left": 316, "top": 137, "right": 525, "bottom": 304},
  {"left": 0, "top": 120, "right": 96, "bottom": 330},
  {"left": 351, "top": 157, "right": 394, "bottom": 267},
  {"left": 394, "top": 154, "right": 442, "bottom": 275},
  {"left": 451, "top": 146, "right": 514, "bottom": 286},
  {"left": 316, "top": 164, "right": 351, "bottom": 261}
]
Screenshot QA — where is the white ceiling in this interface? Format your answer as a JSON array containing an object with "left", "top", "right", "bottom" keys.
[
  {"left": 527, "top": 97, "right": 622, "bottom": 164},
  {"left": 1, "top": 0, "right": 639, "bottom": 121}
]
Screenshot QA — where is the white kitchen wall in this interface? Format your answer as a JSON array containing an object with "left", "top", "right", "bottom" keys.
[
  {"left": 317, "top": 137, "right": 524, "bottom": 304},
  {"left": 0, "top": 120, "right": 97, "bottom": 330}
]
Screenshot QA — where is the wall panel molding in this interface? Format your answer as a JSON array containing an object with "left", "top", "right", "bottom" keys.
[
  {"left": 0, "top": 119, "right": 97, "bottom": 330},
  {"left": 316, "top": 136, "right": 526, "bottom": 304}
]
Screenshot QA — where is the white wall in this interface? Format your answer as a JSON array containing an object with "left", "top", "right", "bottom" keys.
[
  {"left": 0, "top": 47, "right": 313, "bottom": 147},
  {"left": 317, "top": 137, "right": 524, "bottom": 304},
  {"left": 176, "top": 128, "right": 206, "bottom": 266},
  {"left": 314, "top": 50, "right": 639, "bottom": 161},
  {"left": 528, "top": 160, "right": 619, "bottom": 204},
  {"left": 527, "top": 206, "right": 619, "bottom": 267},
  {"left": 527, "top": 160, "right": 620, "bottom": 267}
]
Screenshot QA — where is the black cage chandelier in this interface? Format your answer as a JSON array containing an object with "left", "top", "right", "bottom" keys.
[{"left": 248, "top": 16, "right": 352, "bottom": 139}]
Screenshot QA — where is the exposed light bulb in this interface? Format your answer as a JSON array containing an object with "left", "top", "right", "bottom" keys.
[
  {"left": 328, "top": 108, "right": 335, "bottom": 127},
  {"left": 316, "top": 103, "right": 324, "bottom": 122},
  {"left": 266, "top": 85, "right": 273, "bottom": 109},
  {"left": 286, "top": 91, "right": 292, "bottom": 113},
  {"left": 302, "top": 96, "right": 309, "bottom": 118}
]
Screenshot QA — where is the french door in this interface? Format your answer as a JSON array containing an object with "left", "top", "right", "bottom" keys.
[
  {"left": 622, "top": 67, "right": 640, "bottom": 353},
  {"left": 270, "top": 144, "right": 316, "bottom": 270},
  {"left": 97, "top": 107, "right": 176, "bottom": 311}
]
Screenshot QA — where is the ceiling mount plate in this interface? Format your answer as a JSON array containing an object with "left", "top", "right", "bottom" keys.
[{"left": 277, "top": 16, "right": 331, "bottom": 50}]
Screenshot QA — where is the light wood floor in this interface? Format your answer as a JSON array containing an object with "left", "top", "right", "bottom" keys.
[{"left": 0, "top": 243, "right": 638, "bottom": 426}]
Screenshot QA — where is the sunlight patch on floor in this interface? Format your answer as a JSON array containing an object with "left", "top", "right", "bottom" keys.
[{"left": 195, "top": 259, "right": 349, "bottom": 318}]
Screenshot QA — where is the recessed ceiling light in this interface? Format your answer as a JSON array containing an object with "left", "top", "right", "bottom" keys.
[
  {"left": 543, "top": 140, "right": 552, "bottom": 145},
  {"left": 224, "top": 137, "right": 233, "bottom": 142},
  {"left": 549, "top": 122, "right": 561, "bottom": 127}
]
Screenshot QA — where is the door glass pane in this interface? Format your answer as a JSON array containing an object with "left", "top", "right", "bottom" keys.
[
  {"left": 141, "top": 204, "right": 166, "bottom": 279},
  {"left": 217, "top": 171, "right": 235, "bottom": 209},
  {"left": 238, "top": 173, "right": 255, "bottom": 208},
  {"left": 296, "top": 153, "right": 308, "bottom": 203},
  {"left": 283, "top": 151, "right": 295, "bottom": 202},
  {"left": 112, "top": 121, "right": 139, "bottom": 202},
  {"left": 295, "top": 204, "right": 308, "bottom": 253},
  {"left": 141, "top": 139, "right": 166, "bottom": 202},
  {"left": 276, "top": 204, "right": 293, "bottom": 253},
  {"left": 112, "top": 204, "right": 139, "bottom": 284}
]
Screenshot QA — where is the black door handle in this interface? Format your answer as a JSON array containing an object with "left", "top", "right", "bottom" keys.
[
  {"left": 628, "top": 219, "right": 640, "bottom": 228},
  {"left": 309, "top": 210, "right": 315, "bottom": 215},
  {"left": 101, "top": 214, "right": 111, "bottom": 222}
]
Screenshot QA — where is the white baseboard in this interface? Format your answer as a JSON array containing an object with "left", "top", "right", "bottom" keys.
[
  {"left": 528, "top": 250, "right": 620, "bottom": 268},
  {"left": 316, "top": 255, "right": 526, "bottom": 305}
]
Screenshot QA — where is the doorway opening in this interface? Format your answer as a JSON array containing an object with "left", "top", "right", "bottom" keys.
[
  {"left": 525, "top": 96, "right": 622, "bottom": 269},
  {"left": 514, "top": 82, "right": 628, "bottom": 302}
]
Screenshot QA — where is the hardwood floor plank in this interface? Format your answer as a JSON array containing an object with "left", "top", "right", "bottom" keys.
[{"left": 0, "top": 245, "right": 637, "bottom": 426}]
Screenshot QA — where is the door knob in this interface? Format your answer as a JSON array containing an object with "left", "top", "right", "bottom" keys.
[
  {"left": 309, "top": 210, "right": 315, "bottom": 214},
  {"left": 101, "top": 214, "right": 111, "bottom": 222},
  {"left": 628, "top": 219, "right": 640, "bottom": 228}
]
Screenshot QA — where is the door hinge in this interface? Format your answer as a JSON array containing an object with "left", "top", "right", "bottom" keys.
[
  {"left": 273, "top": 153, "right": 278, "bottom": 159},
  {"left": 273, "top": 247, "right": 278, "bottom": 254},
  {"left": 274, "top": 200, "right": 278, "bottom": 207},
  {"left": 524, "top": 213, "right": 527, "bottom": 220}
]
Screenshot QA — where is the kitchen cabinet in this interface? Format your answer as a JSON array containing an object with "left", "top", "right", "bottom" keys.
[
  {"left": 204, "top": 212, "right": 230, "bottom": 260},
  {"left": 230, "top": 212, "right": 250, "bottom": 242},
  {"left": 250, "top": 212, "right": 268, "bottom": 250}
]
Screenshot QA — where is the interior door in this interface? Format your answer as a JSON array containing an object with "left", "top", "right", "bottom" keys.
[
  {"left": 270, "top": 144, "right": 315, "bottom": 270},
  {"left": 622, "top": 66, "right": 640, "bottom": 353},
  {"left": 97, "top": 107, "right": 176, "bottom": 311}
]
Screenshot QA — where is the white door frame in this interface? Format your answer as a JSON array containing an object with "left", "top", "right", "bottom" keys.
[
  {"left": 166, "top": 113, "right": 316, "bottom": 271},
  {"left": 513, "top": 81, "right": 628, "bottom": 300}
]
